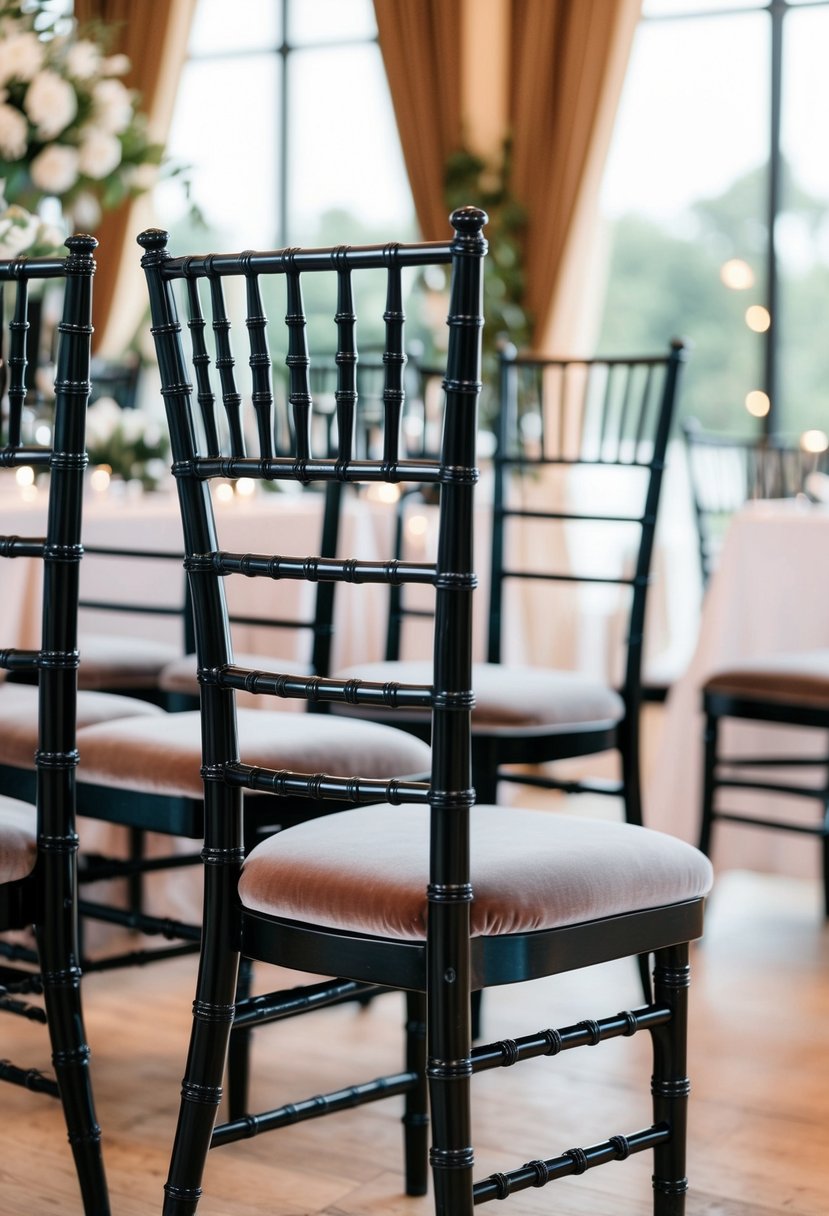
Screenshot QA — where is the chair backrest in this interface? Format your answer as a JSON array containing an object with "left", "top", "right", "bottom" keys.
[
  {"left": 0, "top": 234, "right": 96, "bottom": 885},
  {"left": 489, "top": 343, "right": 686, "bottom": 702},
  {"left": 138, "top": 208, "right": 486, "bottom": 816},
  {"left": 682, "top": 416, "right": 824, "bottom": 586}
]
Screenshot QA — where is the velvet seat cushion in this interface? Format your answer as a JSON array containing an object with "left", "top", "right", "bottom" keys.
[
  {"left": 158, "top": 652, "right": 309, "bottom": 696},
  {"left": 0, "top": 683, "right": 164, "bottom": 770},
  {"left": 75, "top": 709, "right": 432, "bottom": 799},
  {"left": 78, "top": 633, "right": 181, "bottom": 691},
  {"left": 0, "top": 796, "right": 37, "bottom": 884},
  {"left": 239, "top": 804, "right": 713, "bottom": 940},
  {"left": 333, "top": 660, "right": 625, "bottom": 735},
  {"left": 705, "top": 649, "right": 829, "bottom": 710}
]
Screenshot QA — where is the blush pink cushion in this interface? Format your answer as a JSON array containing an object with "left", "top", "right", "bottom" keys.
[
  {"left": 0, "top": 683, "right": 164, "bottom": 770},
  {"left": 705, "top": 650, "right": 829, "bottom": 709},
  {"left": 0, "top": 797, "right": 37, "bottom": 883},
  {"left": 78, "top": 634, "right": 181, "bottom": 691},
  {"left": 158, "top": 652, "right": 310, "bottom": 696},
  {"left": 76, "top": 709, "right": 431, "bottom": 799},
  {"left": 333, "top": 660, "right": 625, "bottom": 735},
  {"left": 239, "top": 804, "right": 713, "bottom": 940}
]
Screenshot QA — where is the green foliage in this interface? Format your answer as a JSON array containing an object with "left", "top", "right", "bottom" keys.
[
  {"left": 444, "top": 142, "right": 531, "bottom": 359},
  {"left": 595, "top": 161, "right": 829, "bottom": 436}
]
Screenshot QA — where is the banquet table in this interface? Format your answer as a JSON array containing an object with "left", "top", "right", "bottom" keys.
[{"left": 647, "top": 497, "right": 829, "bottom": 881}]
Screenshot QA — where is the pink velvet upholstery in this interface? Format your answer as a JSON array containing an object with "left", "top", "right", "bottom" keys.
[
  {"left": 78, "top": 633, "right": 180, "bottom": 691},
  {"left": 239, "top": 804, "right": 713, "bottom": 940},
  {"left": 0, "top": 796, "right": 37, "bottom": 884},
  {"left": 0, "top": 683, "right": 163, "bottom": 770},
  {"left": 158, "top": 652, "right": 309, "bottom": 696},
  {"left": 334, "top": 660, "right": 625, "bottom": 735},
  {"left": 75, "top": 709, "right": 431, "bottom": 799},
  {"left": 705, "top": 649, "right": 829, "bottom": 709}
]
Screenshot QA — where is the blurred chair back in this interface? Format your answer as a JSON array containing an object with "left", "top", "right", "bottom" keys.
[
  {"left": 0, "top": 235, "right": 111, "bottom": 1216},
  {"left": 682, "top": 416, "right": 825, "bottom": 586}
]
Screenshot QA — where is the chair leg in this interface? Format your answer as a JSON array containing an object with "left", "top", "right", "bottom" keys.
[
  {"left": 226, "top": 955, "right": 254, "bottom": 1121},
  {"left": 162, "top": 867, "right": 241, "bottom": 1216},
  {"left": 620, "top": 721, "right": 644, "bottom": 827},
  {"left": 128, "top": 826, "right": 145, "bottom": 919},
  {"left": 403, "top": 990, "right": 429, "bottom": 1196},
  {"left": 698, "top": 713, "right": 719, "bottom": 857},
  {"left": 472, "top": 737, "right": 500, "bottom": 806},
  {"left": 35, "top": 923, "right": 110, "bottom": 1216},
  {"left": 427, "top": 940, "right": 474, "bottom": 1216},
  {"left": 650, "top": 942, "right": 690, "bottom": 1216}
]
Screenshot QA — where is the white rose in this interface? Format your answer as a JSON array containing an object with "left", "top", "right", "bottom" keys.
[
  {"left": 70, "top": 190, "right": 101, "bottom": 229},
  {"left": 124, "top": 161, "right": 156, "bottom": 191},
  {"left": 0, "top": 204, "right": 40, "bottom": 259},
  {"left": 24, "top": 70, "right": 78, "bottom": 139},
  {"left": 66, "top": 40, "right": 101, "bottom": 80},
  {"left": 78, "top": 129, "right": 121, "bottom": 179},
  {"left": 30, "top": 143, "right": 80, "bottom": 195},
  {"left": 0, "top": 31, "right": 45, "bottom": 86},
  {"left": 86, "top": 397, "right": 122, "bottom": 444},
  {"left": 119, "top": 410, "right": 147, "bottom": 442},
  {"left": 101, "top": 53, "right": 131, "bottom": 77},
  {"left": 92, "top": 77, "right": 133, "bottom": 135},
  {"left": 0, "top": 103, "right": 28, "bottom": 160}
]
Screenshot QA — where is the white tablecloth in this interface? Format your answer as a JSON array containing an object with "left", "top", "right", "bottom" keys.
[
  {"left": 2, "top": 483, "right": 395, "bottom": 673},
  {"left": 648, "top": 498, "right": 829, "bottom": 880}
]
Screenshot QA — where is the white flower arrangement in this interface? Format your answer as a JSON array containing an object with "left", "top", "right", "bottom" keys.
[
  {"left": 0, "top": 1, "right": 165, "bottom": 229},
  {"left": 86, "top": 395, "right": 170, "bottom": 490},
  {"left": 0, "top": 191, "right": 63, "bottom": 257}
]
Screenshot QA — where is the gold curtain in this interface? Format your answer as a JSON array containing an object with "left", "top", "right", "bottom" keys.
[
  {"left": 374, "top": 0, "right": 640, "bottom": 351},
  {"left": 510, "top": 0, "right": 641, "bottom": 351},
  {"left": 373, "top": 0, "right": 463, "bottom": 242},
  {"left": 73, "top": 0, "right": 197, "bottom": 354}
]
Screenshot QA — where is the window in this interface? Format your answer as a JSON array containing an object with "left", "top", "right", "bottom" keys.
[
  {"left": 160, "top": 0, "right": 415, "bottom": 251},
  {"left": 597, "top": 0, "right": 829, "bottom": 440}
]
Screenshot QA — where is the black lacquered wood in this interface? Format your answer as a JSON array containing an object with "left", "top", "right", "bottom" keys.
[
  {"left": 140, "top": 208, "right": 703, "bottom": 1216},
  {"left": 137, "top": 211, "right": 485, "bottom": 1216},
  {"left": 0, "top": 236, "right": 110, "bottom": 1216},
  {"left": 699, "top": 685, "right": 829, "bottom": 916}
]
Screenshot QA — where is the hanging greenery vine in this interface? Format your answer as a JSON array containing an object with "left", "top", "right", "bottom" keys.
[{"left": 444, "top": 138, "right": 532, "bottom": 388}]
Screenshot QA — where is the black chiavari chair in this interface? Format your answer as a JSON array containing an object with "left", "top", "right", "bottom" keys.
[
  {"left": 129, "top": 209, "right": 712, "bottom": 1216},
  {"left": 0, "top": 235, "right": 113, "bottom": 1215}
]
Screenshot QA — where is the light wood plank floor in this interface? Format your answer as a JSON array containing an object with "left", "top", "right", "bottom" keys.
[{"left": 0, "top": 862, "right": 826, "bottom": 1215}]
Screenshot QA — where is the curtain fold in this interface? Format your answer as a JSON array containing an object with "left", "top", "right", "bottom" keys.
[
  {"left": 373, "top": 0, "right": 463, "bottom": 242},
  {"left": 73, "top": 0, "right": 197, "bottom": 355},
  {"left": 510, "top": 0, "right": 641, "bottom": 351},
  {"left": 374, "top": 0, "right": 640, "bottom": 352}
]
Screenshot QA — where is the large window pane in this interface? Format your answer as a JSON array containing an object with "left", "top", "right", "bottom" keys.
[
  {"left": 778, "top": 5, "right": 829, "bottom": 435},
  {"left": 286, "top": 44, "right": 415, "bottom": 244},
  {"left": 288, "top": 0, "right": 376, "bottom": 45},
  {"left": 164, "top": 55, "right": 280, "bottom": 248},
  {"left": 597, "top": 12, "right": 769, "bottom": 431},
  {"left": 188, "top": 0, "right": 281, "bottom": 54},
  {"left": 643, "top": 0, "right": 761, "bottom": 13}
]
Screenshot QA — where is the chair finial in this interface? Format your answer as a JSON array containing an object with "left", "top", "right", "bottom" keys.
[
  {"left": 450, "top": 206, "right": 488, "bottom": 239},
  {"left": 137, "top": 229, "right": 171, "bottom": 265}
]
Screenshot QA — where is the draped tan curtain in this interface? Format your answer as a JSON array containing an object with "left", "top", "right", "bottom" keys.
[
  {"left": 374, "top": 0, "right": 640, "bottom": 351},
  {"left": 373, "top": 0, "right": 463, "bottom": 242},
  {"left": 510, "top": 0, "right": 640, "bottom": 351},
  {"left": 73, "top": 0, "right": 197, "bottom": 354}
]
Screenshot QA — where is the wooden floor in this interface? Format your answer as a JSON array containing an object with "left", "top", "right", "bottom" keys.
[{"left": 0, "top": 863, "right": 827, "bottom": 1215}]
